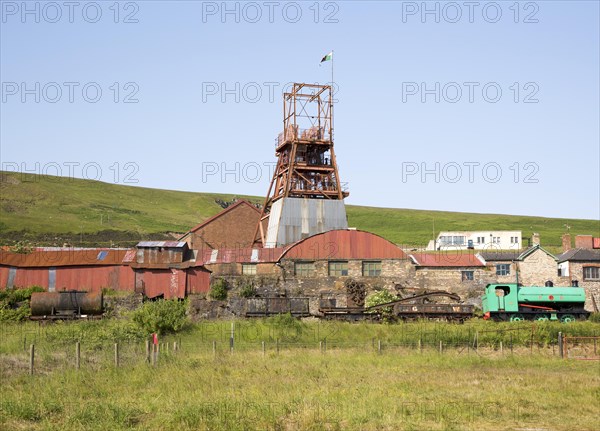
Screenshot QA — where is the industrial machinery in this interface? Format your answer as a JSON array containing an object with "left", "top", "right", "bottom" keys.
[
  {"left": 30, "top": 291, "right": 103, "bottom": 320},
  {"left": 481, "top": 283, "right": 589, "bottom": 322},
  {"left": 320, "top": 290, "right": 474, "bottom": 322}
]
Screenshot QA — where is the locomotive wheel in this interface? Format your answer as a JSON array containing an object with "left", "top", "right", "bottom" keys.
[
  {"left": 510, "top": 314, "right": 524, "bottom": 322},
  {"left": 535, "top": 314, "right": 549, "bottom": 321},
  {"left": 560, "top": 314, "right": 576, "bottom": 323}
]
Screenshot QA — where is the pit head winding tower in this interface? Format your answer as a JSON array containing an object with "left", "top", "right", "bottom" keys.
[{"left": 255, "top": 83, "right": 349, "bottom": 247}]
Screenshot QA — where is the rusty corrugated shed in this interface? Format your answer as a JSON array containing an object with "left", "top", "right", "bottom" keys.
[
  {"left": 410, "top": 253, "right": 485, "bottom": 267},
  {"left": 0, "top": 249, "right": 132, "bottom": 268},
  {"left": 136, "top": 241, "right": 187, "bottom": 248},
  {"left": 198, "top": 247, "right": 284, "bottom": 265},
  {"left": 280, "top": 229, "right": 406, "bottom": 260},
  {"left": 594, "top": 237, "right": 600, "bottom": 249}
]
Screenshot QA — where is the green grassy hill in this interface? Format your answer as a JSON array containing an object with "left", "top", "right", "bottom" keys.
[{"left": 1, "top": 171, "right": 598, "bottom": 250}]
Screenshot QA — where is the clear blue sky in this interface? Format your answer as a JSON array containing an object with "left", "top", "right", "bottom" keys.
[{"left": 1, "top": 1, "right": 599, "bottom": 221}]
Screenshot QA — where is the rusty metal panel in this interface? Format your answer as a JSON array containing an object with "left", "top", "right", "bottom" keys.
[
  {"left": 247, "top": 298, "right": 267, "bottom": 314},
  {"left": 268, "top": 298, "right": 290, "bottom": 313},
  {"left": 410, "top": 253, "right": 485, "bottom": 267},
  {"left": 0, "top": 249, "right": 132, "bottom": 268},
  {"left": 289, "top": 298, "right": 309, "bottom": 314}
]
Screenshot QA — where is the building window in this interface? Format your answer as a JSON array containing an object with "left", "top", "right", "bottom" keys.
[
  {"left": 583, "top": 267, "right": 600, "bottom": 280},
  {"left": 439, "top": 236, "right": 466, "bottom": 246},
  {"left": 362, "top": 261, "right": 382, "bottom": 277},
  {"left": 496, "top": 264, "right": 510, "bottom": 276},
  {"left": 462, "top": 271, "right": 474, "bottom": 281},
  {"left": 510, "top": 236, "right": 519, "bottom": 244},
  {"left": 242, "top": 264, "right": 257, "bottom": 275},
  {"left": 295, "top": 262, "right": 315, "bottom": 277},
  {"left": 329, "top": 261, "right": 348, "bottom": 277}
]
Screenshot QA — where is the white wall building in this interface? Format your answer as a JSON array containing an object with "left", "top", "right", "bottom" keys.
[{"left": 426, "top": 231, "right": 522, "bottom": 251}]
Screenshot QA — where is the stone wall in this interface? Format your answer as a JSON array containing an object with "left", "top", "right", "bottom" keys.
[
  {"left": 517, "top": 248, "right": 561, "bottom": 286},
  {"left": 568, "top": 262, "right": 600, "bottom": 312}
]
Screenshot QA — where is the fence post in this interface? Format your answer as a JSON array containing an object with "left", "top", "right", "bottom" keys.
[
  {"left": 173, "top": 341, "right": 177, "bottom": 352},
  {"left": 558, "top": 332, "right": 563, "bottom": 359},
  {"left": 230, "top": 321, "right": 234, "bottom": 354},
  {"left": 212, "top": 340, "right": 217, "bottom": 358},
  {"left": 510, "top": 333, "right": 513, "bottom": 355},
  {"left": 76, "top": 341, "right": 81, "bottom": 370},
  {"left": 276, "top": 339, "right": 279, "bottom": 355},
  {"left": 499, "top": 341, "right": 503, "bottom": 355},
  {"left": 145, "top": 340, "right": 150, "bottom": 363},
  {"left": 418, "top": 338, "right": 422, "bottom": 353},
  {"left": 29, "top": 344, "right": 35, "bottom": 376},
  {"left": 324, "top": 339, "right": 327, "bottom": 353},
  {"left": 114, "top": 343, "right": 119, "bottom": 368},
  {"left": 378, "top": 339, "right": 382, "bottom": 354},
  {"left": 319, "top": 341, "right": 323, "bottom": 353},
  {"left": 475, "top": 331, "right": 478, "bottom": 353},
  {"left": 262, "top": 341, "right": 265, "bottom": 356},
  {"left": 439, "top": 340, "right": 443, "bottom": 354}
]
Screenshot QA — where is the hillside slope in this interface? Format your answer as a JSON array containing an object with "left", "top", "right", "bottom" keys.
[{"left": 1, "top": 171, "right": 598, "bottom": 248}]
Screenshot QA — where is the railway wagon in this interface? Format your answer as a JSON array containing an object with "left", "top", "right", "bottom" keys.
[
  {"left": 30, "top": 291, "right": 103, "bottom": 320},
  {"left": 482, "top": 283, "right": 589, "bottom": 322}
]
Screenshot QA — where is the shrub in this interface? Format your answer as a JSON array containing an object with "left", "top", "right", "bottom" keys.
[
  {"left": 209, "top": 278, "right": 228, "bottom": 301},
  {"left": 365, "top": 290, "right": 397, "bottom": 322},
  {"left": 239, "top": 283, "right": 257, "bottom": 298},
  {"left": 132, "top": 299, "right": 189, "bottom": 334},
  {"left": 589, "top": 313, "right": 600, "bottom": 323},
  {"left": 0, "top": 286, "right": 45, "bottom": 322}
]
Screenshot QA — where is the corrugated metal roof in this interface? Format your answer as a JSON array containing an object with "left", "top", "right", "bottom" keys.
[
  {"left": 0, "top": 249, "right": 132, "bottom": 268},
  {"left": 198, "top": 247, "right": 284, "bottom": 265},
  {"left": 410, "top": 253, "right": 485, "bottom": 267},
  {"left": 136, "top": 241, "right": 187, "bottom": 248},
  {"left": 281, "top": 229, "right": 406, "bottom": 260}
]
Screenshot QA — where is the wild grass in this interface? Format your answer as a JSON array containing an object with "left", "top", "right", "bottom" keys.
[
  {"left": 1, "top": 319, "right": 599, "bottom": 430},
  {"left": 2, "top": 171, "right": 598, "bottom": 249}
]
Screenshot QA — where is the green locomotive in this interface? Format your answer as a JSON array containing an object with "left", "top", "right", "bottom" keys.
[{"left": 482, "top": 283, "right": 589, "bottom": 322}]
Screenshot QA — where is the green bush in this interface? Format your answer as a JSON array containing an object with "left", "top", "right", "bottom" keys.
[
  {"left": 132, "top": 299, "right": 189, "bottom": 334},
  {"left": 365, "top": 290, "right": 397, "bottom": 321},
  {"left": 589, "top": 313, "right": 600, "bottom": 323},
  {"left": 239, "top": 283, "right": 257, "bottom": 298},
  {"left": 209, "top": 278, "right": 228, "bottom": 301},
  {"left": 0, "top": 286, "right": 45, "bottom": 322}
]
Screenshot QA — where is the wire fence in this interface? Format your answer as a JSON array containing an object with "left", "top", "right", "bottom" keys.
[{"left": 4, "top": 330, "right": 598, "bottom": 377}]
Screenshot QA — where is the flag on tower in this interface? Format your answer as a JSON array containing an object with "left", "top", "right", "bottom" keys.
[{"left": 320, "top": 51, "right": 333, "bottom": 63}]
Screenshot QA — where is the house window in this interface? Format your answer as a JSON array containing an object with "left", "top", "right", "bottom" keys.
[
  {"left": 510, "top": 236, "right": 519, "bottom": 244},
  {"left": 329, "top": 261, "right": 348, "bottom": 277},
  {"left": 462, "top": 271, "right": 474, "bottom": 281},
  {"left": 295, "top": 262, "right": 315, "bottom": 277},
  {"left": 362, "top": 261, "right": 382, "bottom": 277},
  {"left": 242, "top": 264, "right": 257, "bottom": 275},
  {"left": 496, "top": 264, "right": 510, "bottom": 276},
  {"left": 583, "top": 267, "right": 600, "bottom": 280}
]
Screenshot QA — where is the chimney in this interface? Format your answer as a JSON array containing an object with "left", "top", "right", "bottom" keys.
[
  {"left": 575, "top": 235, "right": 593, "bottom": 249},
  {"left": 562, "top": 234, "right": 572, "bottom": 252},
  {"left": 532, "top": 233, "right": 540, "bottom": 246}
]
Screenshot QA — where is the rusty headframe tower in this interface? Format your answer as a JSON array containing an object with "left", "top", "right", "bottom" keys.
[{"left": 255, "top": 83, "right": 349, "bottom": 247}]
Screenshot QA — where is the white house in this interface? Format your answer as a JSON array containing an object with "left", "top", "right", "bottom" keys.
[{"left": 426, "top": 230, "right": 522, "bottom": 251}]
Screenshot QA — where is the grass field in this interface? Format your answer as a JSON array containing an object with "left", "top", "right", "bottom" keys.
[
  {"left": 1, "top": 171, "right": 598, "bottom": 249},
  {"left": 1, "top": 319, "right": 599, "bottom": 430}
]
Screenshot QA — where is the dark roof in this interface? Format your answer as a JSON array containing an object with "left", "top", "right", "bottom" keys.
[
  {"left": 479, "top": 245, "right": 556, "bottom": 263},
  {"left": 478, "top": 251, "right": 520, "bottom": 262},
  {"left": 557, "top": 248, "right": 600, "bottom": 263}
]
